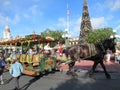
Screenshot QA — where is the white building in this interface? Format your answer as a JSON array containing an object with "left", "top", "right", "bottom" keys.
[{"left": 3, "top": 25, "right": 11, "bottom": 40}]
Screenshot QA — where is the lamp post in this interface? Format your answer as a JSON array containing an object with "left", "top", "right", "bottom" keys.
[
  {"left": 62, "top": 29, "right": 71, "bottom": 48},
  {"left": 110, "top": 30, "right": 117, "bottom": 38},
  {"left": 110, "top": 30, "right": 119, "bottom": 52}
]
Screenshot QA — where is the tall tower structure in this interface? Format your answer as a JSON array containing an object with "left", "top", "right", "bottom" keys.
[
  {"left": 62, "top": 1, "right": 71, "bottom": 47},
  {"left": 80, "top": 0, "right": 92, "bottom": 38},
  {"left": 3, "top": 25, "right": 11, "bottom": 40},
  {"left": 66, "top": 2, "right": 70, "bottom": 33}
]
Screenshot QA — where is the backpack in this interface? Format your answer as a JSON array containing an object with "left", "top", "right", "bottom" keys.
[{"left": 0, "top": 59, "right": 7, "bottom": 67}]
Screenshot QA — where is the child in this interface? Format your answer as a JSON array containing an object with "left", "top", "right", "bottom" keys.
[{"left": 9, "top": 56, "right": 23, "bottom": 90}]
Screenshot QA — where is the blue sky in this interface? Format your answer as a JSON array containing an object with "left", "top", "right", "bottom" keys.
[{"left": 0, "top": 0, "right": 120, "bottom": 38}]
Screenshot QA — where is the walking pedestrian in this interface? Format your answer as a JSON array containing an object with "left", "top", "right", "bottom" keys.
[
  {"left": 9, "top": 56, "right": 23, "bottom": 90},
  {"left": 106, "top": 48, "right": 112, "bottom": 62},
  {"left": 0, "top": 49, "right": 6, "bottom": 85},
  {"left": 58, "top": 42, "right": 63, "bottom": 56},
  {"left": 115, "top": 48, "right": 120, "bottom": 63}
]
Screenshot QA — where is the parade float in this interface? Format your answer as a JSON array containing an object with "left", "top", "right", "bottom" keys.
[{"left": 0, "top": 34, "right": 58, "bottom": 76}]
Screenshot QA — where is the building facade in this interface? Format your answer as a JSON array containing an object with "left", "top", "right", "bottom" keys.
[{"left": 3, "top": 25, "right": 11, "bottom": 40}]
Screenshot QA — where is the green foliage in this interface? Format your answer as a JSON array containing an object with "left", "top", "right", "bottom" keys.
[
  {"left": 41, "top": 28, "right": 63, "bottom": 38},
  {"left": 40, "top": 28, "right": 65, "bottom": 45},
  {"left": 84, "top": 28, "right": 115, "bottom": 43}
]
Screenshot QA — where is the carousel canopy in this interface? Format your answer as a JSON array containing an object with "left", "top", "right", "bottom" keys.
[{"left": 0, "top": 35, "right": 56, "bottom": 46}]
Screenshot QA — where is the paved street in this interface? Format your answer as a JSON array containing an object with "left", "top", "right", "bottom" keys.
[{"left": 0, "top": 61, "right": 120, "bottom": 90}]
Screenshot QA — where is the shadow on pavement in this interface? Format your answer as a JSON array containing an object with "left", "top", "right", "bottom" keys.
[
  {"left": 49, "top": 74, "right": 120, "bottom": 90},
  {"left": 20, "top": 76, "right": 41, "bottom": 90},
  {"left": 3, "top": 77, "right": 13, "bottom": 85},
  {"left": 49, "top": 77, "right": 95, "bottom": 90}
]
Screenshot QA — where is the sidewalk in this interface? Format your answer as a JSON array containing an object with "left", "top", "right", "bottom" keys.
[{"left": 60, "top": 60, "right": 120, "bottom": 72}]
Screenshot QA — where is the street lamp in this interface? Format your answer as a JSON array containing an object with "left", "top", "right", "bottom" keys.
[
  {"left": 62, "top": 29, "right": 71, "bottom": 48},
  {"left": 110, "top": 30, "right": 117, "bottom": 38},
  {"left": 110, "top": 30, "right": 118, "bottom": 50}
]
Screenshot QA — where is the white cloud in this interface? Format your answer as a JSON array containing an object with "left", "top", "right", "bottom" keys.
[
  {"left": 106, "top": 15, "right": 114, "bottom": 21},
  {"left": 93, "top": 2, "right": 105, "bottom": 12},
  {"left": 54, "top": 17, "right": 81, "bottom": 37},
  {"left": 23, "top": 14, "right": 30, "bottom": 19},
  {"left": 115, "top": 25, "right": 120, "bottom": 32},
  {"left": 3, "top": 0, "right": 11, "bottom": 7},
  {"left": 0, "top": 0, "right": 11, "bottom": 10},
  {"left": 12, "top": 14, "right": 20, "bottom": 25},
  {"left": 55, "top": 16, "right": 109, "bottom": 37},
  {"left": 56, "top": 18, "right": 66, "bottom": 28},
  {"left": 0, "top": 14, "right": 20, "bottom": 25},
  {"left": 107, "top": 0, "right": 120, "bottom": 11},
  {"left": 28, "top": 4, "right": 43, "bottom": 17},
  {"left": 91, "top": 17, "right": 107, "bottom": 29},
  {"left": 70, "top": 18, "right": 81, "bottom": 37},
  {"left": 29, "top": 5, "right": 39, "bottom": 15},
  {"left": 0, "top": 15, "right": 8, "bottom": 25},
  {"left": 111, "top": 0, "right": 120, "bottom": 11}
]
